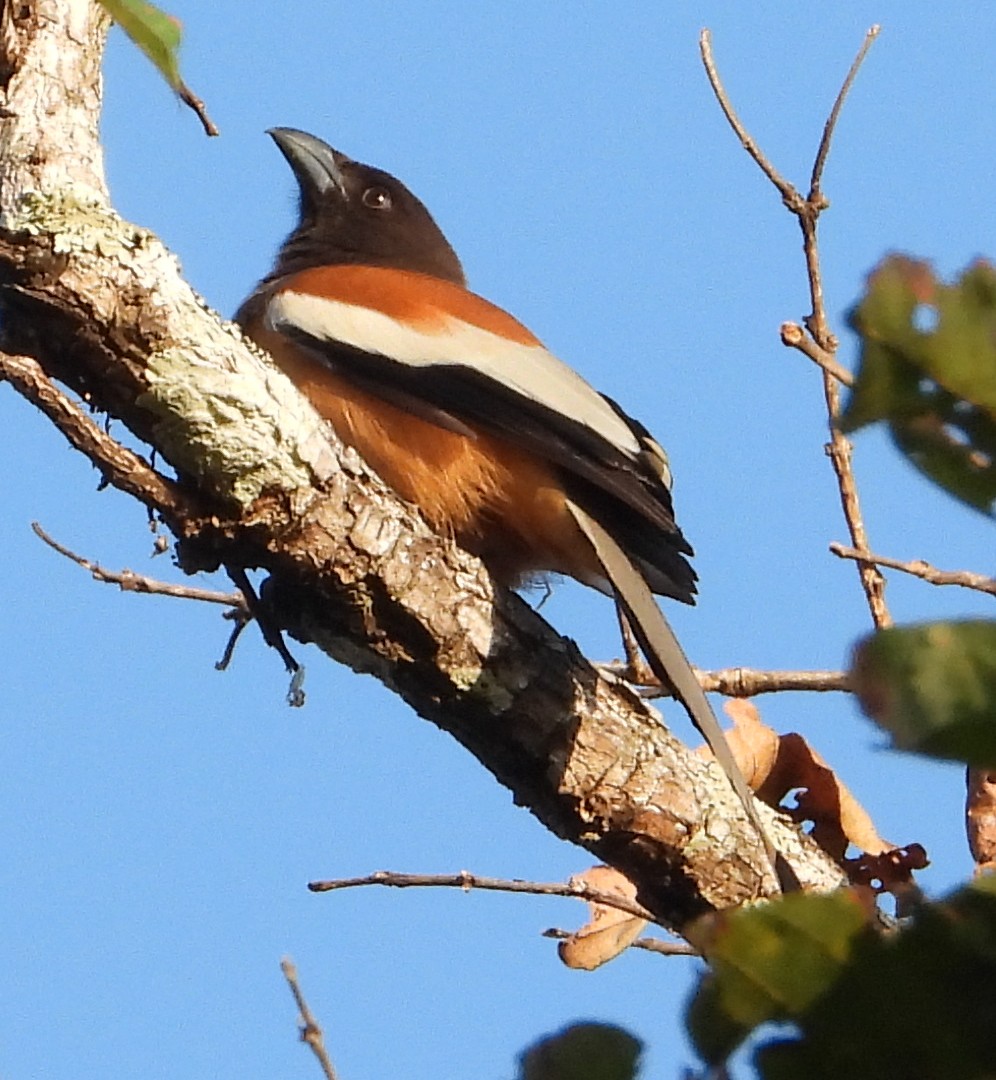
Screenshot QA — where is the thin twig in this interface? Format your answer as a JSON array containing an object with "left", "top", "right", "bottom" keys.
[
  {"left": 699, "top": 29, "right": 800, "bottom": 207},
  {"left": 280, "top": 958, "right": 339, "bottom": 1080},
  {"left": 697, "top": 666, "right": 849, "bottom": 696},
  {"left": 615, "top": 603, "right": 655, "bottom": 685},
  {"left": 541, "top": 927, "right": 697, "bottom": 957},
  {"left": 700, "top": 28, "right": 891, "bottom": 630},
  {"left": 830, "top": 543, "right": 996, "bottom": 597},
  {"left": 781, "top": 322, "right": 854, "bottom": 386},
  {"left": 0, "top": 349, "right": 195, "bottom": 520},
  {"left": 31, "top": 521, "right": 248, "bottom": 608},
  {"left": 308, "top": 870, "right": 659, "bottom": 925},
  {"left": 824, "top": 407, "right": 892, "bottom": 628},
  {"left": 810, "top": 26, "right": 882, "bottom": 197},
  {"left": 4, "top": 356, "right": 308, "bottom": 694},
  {"left": 804, "top": 30, "right": 890, "bottom": 629},
  {"left": 598, "top": 661, "right": 849, "bottom": 697}
]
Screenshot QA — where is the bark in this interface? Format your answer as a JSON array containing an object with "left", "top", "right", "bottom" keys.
[{"left": 0, "top": 0, "right": 843, "bottom": 930}]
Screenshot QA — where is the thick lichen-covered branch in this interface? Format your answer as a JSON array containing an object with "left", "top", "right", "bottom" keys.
[{"left": 0, "top": 0, "right": 843, "bottom": 928}]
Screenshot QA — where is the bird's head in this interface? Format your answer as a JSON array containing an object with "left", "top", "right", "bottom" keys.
[{"left": 267, "top": 127, "right": 465, "bottom": 286}]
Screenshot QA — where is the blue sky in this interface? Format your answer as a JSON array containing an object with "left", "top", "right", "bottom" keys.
[{"left": 2, "top": 4, "right": 994, "bottom": 1078}]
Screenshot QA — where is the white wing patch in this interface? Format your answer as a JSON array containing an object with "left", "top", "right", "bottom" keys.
[{"left": 266, "top": 289, "right": 643, "bottom": 459}]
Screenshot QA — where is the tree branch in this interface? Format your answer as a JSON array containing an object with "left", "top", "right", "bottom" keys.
[
  {"left": 701, "top": 27, "right": 891, "bottom": 630},
  {"left": 698, "top": 666, "right": 849, "bottom": 696},
  {"left": 0, "top": 1, "right": 846, "bottom": 928},
  {"left": 280, "top": 958, "right": 339, "bottom": 1080},
  {"left": 599, "top": 662, "right": 849, "bottom": 697},
  {"left": 698, "top": 29, "right": 799, "bottom": 208},
  {"left": 0, "top": 348, "right": 197, "bottom": 519},
  {"left": 308, "top": 869, "right": 659, "bottom": 925},
  {"left": 31, "top": 520, "right": 249, "bottom": 606},
  {"left": 809, "top": 25, "right": 881, "bottom": 198},
  {"left": 830, "top": 543, "right": 996, "bottom": 598},
  {"left": 780, "top": 322, "right": 854, "bottom": 387}
]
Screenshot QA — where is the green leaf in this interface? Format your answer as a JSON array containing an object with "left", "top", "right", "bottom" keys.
[
  {"left": 686, "top": 892, "right": 870, "bottom": 1062},
  {"left": 684, "top": 972, "right": 754, "bottom": 1066},
  {"left": 518, "top": 1023, "right": 643, "bottom": 1080},
  {"left": 689, "top": 882, "right": 996, "bottom": 1078},
  {"left": 756, "top": 879, "right": 996, "bottom": 1080},
  {"left": 99, "top": 0, "right": 183, "bottom": 89},
  {"left": 851, "top": 619, "right": 996, "bottom": 766},
  {"left": 843, "top": 255, "right": 996, "bottom": 515}
]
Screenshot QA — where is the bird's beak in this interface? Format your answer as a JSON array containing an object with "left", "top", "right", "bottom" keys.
[{"left": 267, "top": 127, "right": 350, "bottom": 201}]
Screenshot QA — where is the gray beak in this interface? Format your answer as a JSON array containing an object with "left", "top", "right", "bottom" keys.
[{"left": 267, "top": 127, "right": 350, "bottom": 201}]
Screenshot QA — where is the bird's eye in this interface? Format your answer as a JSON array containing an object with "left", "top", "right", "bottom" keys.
[{"left": 361, "top": 186, "right": 392, "bottom": 210}]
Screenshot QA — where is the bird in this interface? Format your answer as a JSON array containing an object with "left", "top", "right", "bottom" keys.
[{"left": 237, "top": 127, "right": 791, "bottom": 888}]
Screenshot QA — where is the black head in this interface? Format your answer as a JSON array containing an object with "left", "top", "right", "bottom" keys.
[{"left": 267, "top": 127, "right": 465, "bottom": 286}]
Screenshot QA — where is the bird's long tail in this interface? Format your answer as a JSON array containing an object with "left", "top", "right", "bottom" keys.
[{"left": 565, "top": 499, "right": 797, "bottom": 892}]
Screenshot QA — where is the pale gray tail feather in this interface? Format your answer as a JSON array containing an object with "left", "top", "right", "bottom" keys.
[{"left": 564, "top": 497, "right": 797, "bottom": 892}]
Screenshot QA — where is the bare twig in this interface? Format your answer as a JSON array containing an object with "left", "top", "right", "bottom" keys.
[
  {"left": 0, "top": 350, "right": 196, "bottom": 520},
  {"left": 781, "top": 322, "right": 854, "bottom": 386},
  {"left": 809, "top": 26, "right": 882, "bottom": 197},
  {"left": 830, "top": 543, "right": 996, "bottom": 597},
  {"left": 699, "top": 29, "right": 799, "bottom": 207},
  {"left": 308, "top": 870, "right": 658, "bottom": 925},
  {"left": 31, "top": 521, "right": 248, "bottom": 608},
  {"left": 824, "top": 423, "right": 892, "bottom": 628},
  {"left": 805, "top": 29, "right": 889, "bottom": 630},
  {"left": 598, "top": 661, "right": 849, "bottom": 697},
  {"left": 697, "top": 666, "right": 848, "bottom": 696},
  {"left": 280, "top": 958, "right": 339, "bottom": 1080},
  {"left": 615, "top": 604, "right": 656, "bottom": 685},
  {"left": 541, "top": 927, "right": 698, "bottom": 957},
  {"left": 700, "top": 28, "right": 891, "bottom": 630}
]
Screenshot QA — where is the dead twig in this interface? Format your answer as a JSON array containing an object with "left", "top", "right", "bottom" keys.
[
  {"left": 308, "top": 870, "right": 658, "bottom": 926},
  {"left": 697, "top": 666, "right": 848, "bottom": 696},
  {"left": 598, "top": 661, "right": 849, "bottom": 697},
  {"left": 541, "top": 926, "right": 697, "bottom": 958},
  {"left": 830, "top": 543, "right": 996, "bottom": 597},
  {"left": 0, "top": 349, "right": 195, "bottom": 520},
  {"left": 698, "top": 29, "right": 797, "bottom": 206},
  {"left": 280, "top": 958, "right": 339, "bottom": 1080},
  {"left": 31, "top": 521, "right": 248, "bottom": 608},
  {"left": 700, "top": 27, "right": 891, "bottom": 630},
  {"left": 781, "top": 322, "right": 854, "bottom": 386},
  {"left": 810, "top": 25, "right": 882, "bottom": 198},
  {"left": 615, "top": 603, "right": 656, "bottom": 685}
]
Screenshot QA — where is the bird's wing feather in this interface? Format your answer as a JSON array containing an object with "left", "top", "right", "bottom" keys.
[{"left": 266, "top": 278, "right": 683, "bottom": 539}]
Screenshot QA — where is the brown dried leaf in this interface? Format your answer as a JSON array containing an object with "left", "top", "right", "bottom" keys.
[
  {"left": 716, "top": 698, "right": 781, "bottom": 789},
  {"left": 696, "top": 700, "right": 924, "bottom": 890},
  {"left": 721, "top": 700, "right": 893, "bottom": 857},
  {"left": 967, "top": 767, "right": 996, "bottom": 874},
  {"left": 557, "top": 866, "right": 648, "bottom": 971}
]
